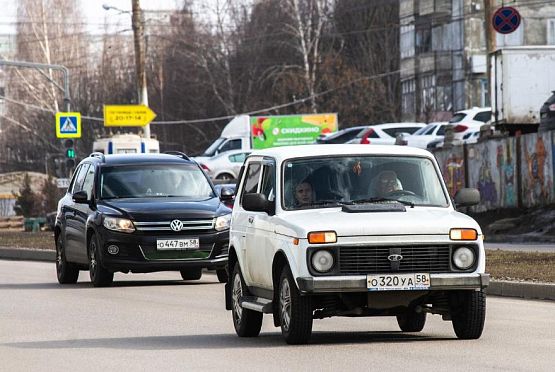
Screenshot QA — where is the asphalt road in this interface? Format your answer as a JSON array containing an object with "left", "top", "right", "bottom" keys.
[{"left": 1, "top": 260, "right": 554, "bottom": 371}]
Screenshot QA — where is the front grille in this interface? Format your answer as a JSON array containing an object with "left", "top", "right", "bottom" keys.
[
  {"left": 338, "top": 245, "right": 451, "bottom": 274},
  {"left": 134, "top": 219, "right": 215, "bottom": 232}
]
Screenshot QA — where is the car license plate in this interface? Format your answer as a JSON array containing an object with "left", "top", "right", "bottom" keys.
[
  {"left": 156, "top": 238, "right": 199, "bottom": 250},
  {"left": 367, "top": 273, "right": 430, "bottom": 291}
]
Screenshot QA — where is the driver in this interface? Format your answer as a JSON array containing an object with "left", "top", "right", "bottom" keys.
[{"left": 375, "top": 170, "right": 402, "bottom": 197}]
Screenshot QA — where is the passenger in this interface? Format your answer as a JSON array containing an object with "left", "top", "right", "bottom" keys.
[
  {"left": 375, "top": 170, "right": 402, "bottom": 197},
  {"left": 294, "top": 180, "right": 314, "bottom": 207}
]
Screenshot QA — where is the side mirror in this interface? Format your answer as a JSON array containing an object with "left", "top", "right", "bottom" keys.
[
  {"left": 242, "top": 193, "right": 271, "bottom": 213},
  {"left": 220, "top": 187, "right": 234, "bottom": 201},
  {"left": 72, "top": 190, "right": 89, "bottom": 204},
  {"left": 454, "top": 188, "right": 480, "bottom": 207}
]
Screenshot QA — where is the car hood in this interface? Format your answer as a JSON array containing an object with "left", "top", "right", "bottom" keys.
[
  {"left": 99, "top": 197, "right": 228, "bottom": 221},
  {"left": 275, "top": 207, "right": 481, "bottom": 238}
]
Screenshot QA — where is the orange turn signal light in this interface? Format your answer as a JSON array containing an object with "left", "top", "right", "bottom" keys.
[
  {"left": 308, "top": 231, "right": 337, "bottom": 244},
  {"left": 450, "top": 228, "right": 478, "bottom": 241}
]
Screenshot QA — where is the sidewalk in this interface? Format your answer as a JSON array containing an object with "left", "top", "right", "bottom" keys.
[{"left": 1, "top": 246, "right": 554, "bottom": 301}]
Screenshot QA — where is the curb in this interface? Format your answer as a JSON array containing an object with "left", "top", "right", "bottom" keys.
[
  {"left": 0, "top": 247, "right": 56, "bottom": 262},
  {"left": 487, "top": 280, "right": 555, "bottom": 301},
  {"left": 1, "top": 247, "right": 554, "bottom": 301}
]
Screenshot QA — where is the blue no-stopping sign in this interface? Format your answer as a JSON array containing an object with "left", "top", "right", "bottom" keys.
[{"left": 492, "top": 7, "right": 521, "bottom": 34}]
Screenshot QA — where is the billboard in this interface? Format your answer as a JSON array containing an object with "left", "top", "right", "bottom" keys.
[{"left": 250, "top": 114, "right": 338, "bottom": 149}]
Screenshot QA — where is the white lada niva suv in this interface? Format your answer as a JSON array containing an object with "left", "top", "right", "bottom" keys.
[{"left": 225, "top": 144, "right": 489, "bottom": 344}]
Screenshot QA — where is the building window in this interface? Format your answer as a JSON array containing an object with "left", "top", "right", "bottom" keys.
[
  {"left": 416, "top": 26, "right": 432, "bottom": 53},
  {"left": 402, "top": 79, "right": 416, "bottom": 114},
  {"left": 401, "top": 24, "right": 415, "bottom": 58},
  {"left": 421, "top": 75, "right": 436, "bottom": 112},
  {"left": 548, "top": 19, "right": 555, "bottom": 45}
]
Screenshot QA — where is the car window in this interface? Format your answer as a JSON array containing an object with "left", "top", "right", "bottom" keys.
[
  {"left": 81, "top": 165, "right": 96, "bottom": 199},
  {"left": 473, "top": 111, "right": 491, "bottom": 122},
  {"left": 260, "top": 163, "right": 276, "bottom": 202},
  {"left": 71, "top": 164, "right": 90, "bottom": 193},
  {"left": 355, "top": 127, "right": 379, "bottom": 139},
  {"left": 229, "top": 152, "right": 248, "bottom": 163},
  {"left": 436, "top": 125, "right": 447, "bottom": 135},
  {"left": 282, "top": 156, "right": 449, "bottom": 210},
  {"left": 424, "top": 125, "right": 437, "bottom": 135},
  {"left": 100, "top": 164, "right": 214, "bottom": 199},
  {"left": 240, "top": 162, "right": 261, "bottom": 204},
  {"left": 220, "top": 139, "right": 242, "bottom": 153},
  {"left": 383, "top": 127, "right": 422, "bottom": 137},
  {"left": 449, "top": 113, "right": 466, "bottom": 123},
  {"left": 67, "top": 164, "right": 82, "bottom": 194}
]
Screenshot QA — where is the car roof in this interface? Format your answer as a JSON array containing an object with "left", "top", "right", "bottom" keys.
[
  {"left": 453, "top": 107, "right": 491, "bottom": 115},
  {"left": 84, "top": 153, "right": 196, "bottom": 166},
  {"left": 250, "top": 144, "right": 434, "bottom": 163}
]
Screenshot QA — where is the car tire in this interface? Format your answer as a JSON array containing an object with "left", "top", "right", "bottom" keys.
[
  {"left": 396, "top": 309, "right": 426, "bottom": 332},
  {"left": 216, "top": 268, "right": 228, "bottom": 283},
  {"left": 231, "top": 262, "right": 262, "bottom": 337},
  {"left": 180, "top": 268, "right": 202, "bottom": 281},
  {"left": 450, "top": 290, "right": 486, "bottom": 340},
  {"left": 278, "top": 266, "right": 313, "bottom": 344},
  {"left": 88, "top": 233, "right": 114, "bottom": 287},
  {"left": 56, "top": 234, "right": 79, "bottom": 284}
]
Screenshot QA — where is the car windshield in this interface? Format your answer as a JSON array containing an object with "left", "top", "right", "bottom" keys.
[
  {"left": 282, "top": 155, "right": 449, "bottom": 210},
  {"left": 100, "top": 164, "right": 215, "bottom": 199},
  {"left": 413, "top": 124, "right": 434, "bottom": 135},
  {"left": 202, "top": 137, "right": 226, "bottom": 157}
]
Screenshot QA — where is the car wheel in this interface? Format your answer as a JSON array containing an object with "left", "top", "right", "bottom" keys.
[
  {"left": 216, "top": 268, "right": 228, "bottom": 283},
  {"left": 88, "top": 233, "right": 114, "bottom": 287},
  {"left": 180, "top": 268, "right": 202, "bottom": 280},
  {"left": 396, "top": 309, "right": 426, "bottom": 332},
  {"left": 56, "top": 234, "right": 79, "bottom": 284},
  {"left": 216, "top": 173, "right": 234, "bottom": 181},
  {"left": 231, "top": 262, "right": 262, "bottom": 337},
  {"left": 450, "top": 290, "right": 486, "bottom": 339},
  {"left": 278, "top": 266, "right": 313, "bottom": 344}
]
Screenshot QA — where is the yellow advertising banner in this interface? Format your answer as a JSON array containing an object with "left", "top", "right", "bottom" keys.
[{"left": 103, "top": 105, "right": 157, "bottom": 127}]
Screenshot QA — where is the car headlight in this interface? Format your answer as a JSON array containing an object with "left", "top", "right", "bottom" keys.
[
  {"left": 311, "top": 250, "right": 334, "bottom": 273},
  {"left": 214, "top": 214, "right": 231, "bottom": 231},
  {"left": 452, "top": 247, "right": 475, "bottom": 270},
  {"left": 103, "top": 217, "right": 135, "bottom": 233}
]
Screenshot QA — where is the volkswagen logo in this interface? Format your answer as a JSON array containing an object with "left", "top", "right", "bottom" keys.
[
  {"left": 170, "top": 219, "right": 183, "bottom": 232},
  {"left": 388, "top": 254, "right": 403, "bottom": 262}
]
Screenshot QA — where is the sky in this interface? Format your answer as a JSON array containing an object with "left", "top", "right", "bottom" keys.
[{"left": 0, "top": 0, "right": 187, "bottom": 35}]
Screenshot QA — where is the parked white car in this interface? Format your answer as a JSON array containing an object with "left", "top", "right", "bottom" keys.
[
  {"left": 196, "top": 149, "right": 250, "bottom": 181},
  {"left": 225, "top": 144, "right": 489, "bottom": 344},
  {"left": 347, "top": 122, "right": 426, "bottom": 145},
  {"left": 401, "top": 122, "right": 449, "bottom": 149},
  {"left": 449, "top": 107, "right": 491, "bottom": 124}
]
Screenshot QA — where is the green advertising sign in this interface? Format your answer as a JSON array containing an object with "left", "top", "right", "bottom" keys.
[{"left": 250, "top": 114, "right": 338, "bottom": 149}]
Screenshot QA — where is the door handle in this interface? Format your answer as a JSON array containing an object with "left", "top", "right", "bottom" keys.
[{"left": 248, "top": 216, "right": 254, "bottom": 224}]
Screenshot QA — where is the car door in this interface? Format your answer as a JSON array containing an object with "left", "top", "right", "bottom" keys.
[
  {"left": 64, "top": 164, "right": 89, "bottom": 261},
  {"left": 71, "top": 163, "right": 96, "bottom": 264},
  {"left": 246, "top": 159, "right": 276, "bottom": 288},
  {"left": 233, "top": 160, "right": 262, "bottom": 285}
]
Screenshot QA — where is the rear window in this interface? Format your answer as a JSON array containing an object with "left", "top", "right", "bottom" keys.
[
  {"left": 473, "top": 111, "right": 491, "bottom": 122},
  {"left": 449, "top": 113, "right": 466, "bottom": 123},
  {"left": 382, "top": 127, "right": 422, "bottom": 137}
]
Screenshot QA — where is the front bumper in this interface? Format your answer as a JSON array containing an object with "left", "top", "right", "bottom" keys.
[{"left": 297, "top": 273, "right": 490, "bottom": 294}]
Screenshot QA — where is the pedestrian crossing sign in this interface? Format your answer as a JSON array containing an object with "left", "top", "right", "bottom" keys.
[{"left": 56, "top": 112, "right": 81, "bottom": 138}]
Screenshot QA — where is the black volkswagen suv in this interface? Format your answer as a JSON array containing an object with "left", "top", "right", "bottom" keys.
[{"left": 55, "top": 152, "right": 232, "bottom": 287}]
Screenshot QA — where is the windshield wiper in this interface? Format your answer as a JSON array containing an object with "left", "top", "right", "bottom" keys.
[
  {"left": 350, "top": 197, "right": 414, "bottom": 208},
  {"left": 308, "top": 199, "right": 345, "bottom": 207}
]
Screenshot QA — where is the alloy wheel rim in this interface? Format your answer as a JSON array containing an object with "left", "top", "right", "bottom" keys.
[
  {"left": 280, "top": 278, "right": 291, "bottom": 332},
  {"left": 89, "top": 241, "right": 97, "bottom": 278},
  {"left": 232, "top": 273, "right": 243, "bottom": 324},
  {"left": 56, "top": 239, "right": 63, "bottom": 271}
]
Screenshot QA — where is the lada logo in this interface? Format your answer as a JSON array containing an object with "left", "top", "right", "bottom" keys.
[
  {"left": 170, "top": 219, "right": 183, "bottom": 232},
  {"left": 387, "top": 254, "right": 403, "bottom": 262}
]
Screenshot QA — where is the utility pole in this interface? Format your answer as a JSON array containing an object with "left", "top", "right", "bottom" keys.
[
  {"left": 131, "top": 0, "right": 150, "bottom": 139},
  {"left": 484, "top": 0, "right": 496, "bottom": 110}
]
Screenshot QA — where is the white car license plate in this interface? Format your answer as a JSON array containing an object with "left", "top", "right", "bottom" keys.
[
  {"left": 156, "top": 238, "right": 199, "bottom": 250},
  {"left": 367, "top": 273, "right": 430, "bottom": 291}
]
